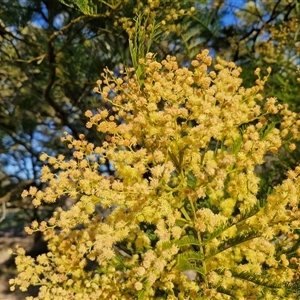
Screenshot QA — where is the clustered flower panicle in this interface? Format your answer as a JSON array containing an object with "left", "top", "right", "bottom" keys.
[
  {"left": 115, "top": 1, "right": 196, "bottom": 38},
  {"left": 10, "top": 50, "right": 300, "bottom": 299}
]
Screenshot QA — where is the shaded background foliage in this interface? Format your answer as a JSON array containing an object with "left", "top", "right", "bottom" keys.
[
  {"left": 1, "top": 0, "right": 300, "bottom": 285},
  {"left": 0, "top": 0, "right": 131, "bottom": 226}
]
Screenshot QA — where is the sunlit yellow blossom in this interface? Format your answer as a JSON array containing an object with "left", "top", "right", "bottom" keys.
[{"left": 11, "top": 50, "right": 300, "bottom": 300}]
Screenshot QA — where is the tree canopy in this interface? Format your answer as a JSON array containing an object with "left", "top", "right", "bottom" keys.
[{"left": 2, "top": 1, "right": 300, "bottom": 297}]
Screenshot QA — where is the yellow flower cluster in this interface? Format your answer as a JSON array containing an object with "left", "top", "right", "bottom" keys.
[
  {"left": 10, "top": 50, "right": 300, "bottom": 299},
  {"left": 114, "top": 1, "right": 196, "bottom": 38},
  {"left": 256, "top": 17, "right": 299, "bottom": 65}
]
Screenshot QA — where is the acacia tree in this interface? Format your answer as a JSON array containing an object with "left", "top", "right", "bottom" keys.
[
  {"left": 5, "top": 0, "right": 300, "bottom": 298},
  {"left": 0, "top": 0, "right": 214, "bottom": 226},
  {"left": 1, "top": 1, "right": 300, "bottom": 219},
  {"left": 9, "top": 48, "right": 300, "bottom": 299}
]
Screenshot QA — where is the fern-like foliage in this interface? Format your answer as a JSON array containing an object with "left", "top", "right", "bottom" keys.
[
  {"left": 205, "top": 228, "right": 261, "bottom": 259},
  {"left": 177, "top": 251, "right": 205, "bottom": 275},
  {"left": 229, "top": 269, "right": 282, "bottom": 289},
  {"left": 162, "top": 235, "right": 200, "bottom": 250},
  {"left": 58, "top": 0, "right": 78, "bottom": 9},
  {"left": 129, "top": 14, "right": 161, "bottom": 88},
  {"left": 213, "top": 269, "right": 285, "bottom": 299},
  {"left": 215, "top": 286, "right": 238, "bottom": 299},
  {"left": 180, "top": 6, "right": 220, "bottom": 58},
  {"left": 202, "top": 203, "right": 261, "bottom": 245},
  {"left": 58, "top": 0, "right": 122, "bottom": 16}
]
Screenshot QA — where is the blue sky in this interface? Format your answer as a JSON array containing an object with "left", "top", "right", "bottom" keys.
[{"left": 222, "top": 0, "right": 247, "bottom": 26}]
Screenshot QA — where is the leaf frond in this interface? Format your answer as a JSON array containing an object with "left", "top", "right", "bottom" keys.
[
  {"left": 230, "top": 269, "right": 283, "bottom": 289},
  {"left": 202, "top": 220, "right": 230, "bottom": 244},
  {"left": 162, "top": 235, "right": 199, "bottom": 250},
  {"left": 202, "top": 204, "right": 261, "bottom": 245},
  {"left": 177, "top": 251, "right": 205, "bottom": 275},
  {"left": 215, "top": 286, "right": 238, "bottom": 300},
  {"left": 205, "top": 228, "right": 260, "bottom": 259}
]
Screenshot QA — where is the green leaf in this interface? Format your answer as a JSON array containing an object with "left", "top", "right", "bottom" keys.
[
  {"left": 187, "top": 171, "right": 197, "bottom": 187},
  {"left": 205, "top": 228, "right": 260, "bottom": 259},
  {"left": 202, "top": 220, "right": 230, "bottom": 244},
  {"left": 232, "top": 134, "right": 243, "bottom": 155},
  {"left": 59, "top": 0, "right": 122, "bottom": 16},
  {"left": 58, "top": 0, "right": 78, "bottom": 9},
  {"left": 177, "top": 251, "right": 205, "bottom": 275},
  {"left": 259, "top": 121, "right": 276, "bottom": 140},
  {"left": 229, "top": 269, "right": 282, "bottom": 289},
  {"left": 162, "top": 235, "right": 199, "bottom": 250},
  {"left": 215, "top": 286, "right": 237, "bottom": 299},
  {"left": 138, "top": 290, "right": 146, "bottom": 300}
]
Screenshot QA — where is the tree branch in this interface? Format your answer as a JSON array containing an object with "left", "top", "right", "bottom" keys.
[
  {"left": 0, "top": 179, "right": 34, "bottom": 205},
  {"left": 49, "top": 15, "right": 94, "bottom": 42}
]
